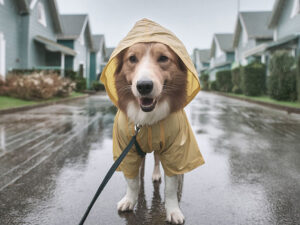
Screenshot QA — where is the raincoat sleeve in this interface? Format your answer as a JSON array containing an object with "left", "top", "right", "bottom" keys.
[{"left": 113, "top": 110, "right": 144, "bottom": 178}]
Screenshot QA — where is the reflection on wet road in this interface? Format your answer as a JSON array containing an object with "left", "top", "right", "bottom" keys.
[{"left": 0, "top": 92, "right": 300, "bottom": 225}]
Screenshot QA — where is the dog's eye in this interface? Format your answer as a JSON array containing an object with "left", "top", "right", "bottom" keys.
[
  {"left": 129, "top": 55, "right": 138, "bottom": 63},
  {"left": 158, "top": 55, "right": 169, "bottom": 63}
]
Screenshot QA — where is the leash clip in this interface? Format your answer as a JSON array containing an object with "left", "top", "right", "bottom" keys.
[{"left": 134, "top": 124, "right": 141, "bottom": 135}]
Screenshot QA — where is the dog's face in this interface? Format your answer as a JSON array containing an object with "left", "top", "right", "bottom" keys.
[{"left": 114, "top": 42, "right": 187, "bottom": 125}]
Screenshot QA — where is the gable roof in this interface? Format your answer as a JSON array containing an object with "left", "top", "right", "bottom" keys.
[
  {"left": 269, "top": 0, "right": 286, "bottom": 28},
  {"left": 92, "top": 34, "right": 105, "bottom": 53},
  {"left": 210, "top": 33, "right": 234, "bottom": 57},
  {"left": 194, "top": 49, "right": 210, "bottom": 64},
  {"left": 59, "top": 14, "right": 93, "bottom": 49},
  {"left": 104, "top": 47, "right": 115, "bottom": 62},
  {"left": 233, "top": 11, "right": 273, "bottom": 47},
  {"left": 15, "top": 0, "right": 62, "bottom": 33}
]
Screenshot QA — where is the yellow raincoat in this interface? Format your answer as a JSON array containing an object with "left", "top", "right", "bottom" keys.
[{"left": 101, "top": 18, "right": 205, "bottom": 178}]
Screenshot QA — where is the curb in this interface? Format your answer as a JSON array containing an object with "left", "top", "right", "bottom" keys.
[
  {"left": 210, "top": 91, "right": 300, "bottom": 114},
  {"left": 0, "top": 94, "right": 89, "bottom": 115}
]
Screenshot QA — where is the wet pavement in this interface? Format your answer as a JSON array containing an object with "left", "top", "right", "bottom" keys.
[{"left": 0, "top": 92, "right": 300, "bottom": 225}]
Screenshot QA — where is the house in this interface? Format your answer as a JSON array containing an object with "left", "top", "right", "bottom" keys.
[
  {"left": 209, "top": 33, "right": 234, "bottom": 81},
  {"left": 192, "top": 48, "right": 210, "bottom": 75},
  {"left": 267, "top": 0, "right": 300, "bottom": 56},
  {"left": 0, "top": 0, "right": 76, "bottom": 78},
  {"left": 233, "top": 11, "right": 273, "bottom": 66},
  {"left": 104, "top": 47, "right": 114, "bottom": 63},
  {"left": 90, "top": 34, "right": 106, "bottom": 85},
  {"left": 58, "top": 14, "right": 93, "bottom": 88}
]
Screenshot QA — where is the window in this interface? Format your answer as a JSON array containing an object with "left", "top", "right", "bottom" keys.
[
  {"left": 291, "top": 0, "right": 300, "bottom": 18},
  {"left": 0, "top": 0, "right": 4, "bottom": 5},
  {"left": 37, "top": 2, "right": 47, "bottom": 27}
]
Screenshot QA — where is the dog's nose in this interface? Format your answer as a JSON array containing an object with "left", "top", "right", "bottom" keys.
[{"left": 136, "top": 80, "right": 153, "bottom": 95}]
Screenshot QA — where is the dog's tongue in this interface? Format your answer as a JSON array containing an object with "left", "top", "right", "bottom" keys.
[{"left": 141, "top": 98, "right": 154, "bottom": 106}]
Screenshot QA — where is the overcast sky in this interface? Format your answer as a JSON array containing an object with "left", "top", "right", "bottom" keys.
[{"left": 57, "top": 0, "right": 276, "bottom": 53}]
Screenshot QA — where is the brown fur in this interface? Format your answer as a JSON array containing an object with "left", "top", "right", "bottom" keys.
[{"left": 114, "top": 42, "right": 187, "bottom": 114}]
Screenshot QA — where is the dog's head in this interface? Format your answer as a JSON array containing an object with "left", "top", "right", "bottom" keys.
[{"left": 114, "top": 42, "right": 187, "bottom": 125}]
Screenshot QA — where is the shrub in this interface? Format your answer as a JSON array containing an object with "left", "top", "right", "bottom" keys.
[
  {"left": 216, "top": 70, "right": 232, "bottom": 92},
  {"left": 92, "top": 81, "right": 105, "bottom": 91},
  {"left": 10, "top": 69, "right": 61, "bottom": 75},
  {"left": 242, "top": 62, "right": 266, "bottom": 96},
  {"left": 200, "top": 73, "right": 209, "bottom": 91},
  {"left": 0, "top": 76, "right": 8, "bottom": 95},
  {"left": 75, "top": 77, "right": 86, "bottom": 92},
  {"left": 210, "top": 81, "right": 218, "bottom": 91},
  {"left": 65, "top": 70, "right": 77, "bottom": 81},
  {"left": 268, "top": 51, "right": 297, "bottom": 101},
  {"left": 231, "top": 67, "right": 242, "bottom": 94},
  {"left": 297, "top": 56, "right": 300, "bottom": 101},
  {"left": 3, "top": 72, "right": 75, "bottom": 100}
]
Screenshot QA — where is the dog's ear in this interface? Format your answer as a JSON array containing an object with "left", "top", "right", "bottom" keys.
[
  {"left": 114, "top": 48, "right": 127, "bottom": 75},
  {"left": 177, "top": 56, "right": 187, "bottom": 73}
]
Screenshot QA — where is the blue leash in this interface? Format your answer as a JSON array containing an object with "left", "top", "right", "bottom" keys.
[{"left": 78, "top": 125, "right": 145, "bottom": 225}]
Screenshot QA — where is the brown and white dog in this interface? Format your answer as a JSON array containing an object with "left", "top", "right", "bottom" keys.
[{"left": 114, "top": 42, "right": 187, "bottom": 224}]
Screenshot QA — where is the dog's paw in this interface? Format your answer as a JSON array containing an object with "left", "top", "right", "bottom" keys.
[
  {"left": 166, "top": 207, "right": 185, "bottom": 224},
  {"left": 117, "top": 196, "right": 137, "bottom": 212},
  {"left": 152, "top": 170, "right": 162, "bottom": 182}
]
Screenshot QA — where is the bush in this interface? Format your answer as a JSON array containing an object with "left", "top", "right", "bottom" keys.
[
  {"left": 3, "top": 72, "right": 75, "bottom": 100},
  {"left": 216, "top": 70, "right": 232, "bottom": 92},
  {"left": 65, "top": 70, "right": 77, "bottom": 81},
  {"left": 268, "top": 51, "right": 297, "bottom": 101},
  {"left": 242, "top": 62, "right": 266, "bottom": 96},
  {"left": 75, "top": 77, "right": 86, "bottom": 92},
  {"left": 200, "top": 73, "right": 209, "bottom": 91},
  {"left": 0, "top": 76, "right": 8, "bottom": 95},
  {"left": 210, "top": 81, "right": 218, "bottom": 91},
  {"left": 10, "top": 69, "right": 61, "bottom": 75},
  {"left": 92, "top": 81, "right": 105, "bottom": 91},
  {"left": 297, "top": 56, "right": 300, "bottom": 101},
  {"left": 231, "top": 67, "right": 242, "bottom": 94}
]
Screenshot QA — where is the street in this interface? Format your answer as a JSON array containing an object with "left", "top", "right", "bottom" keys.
[{"left": 0, "top": 92, "right": 300, "bottom": 225}]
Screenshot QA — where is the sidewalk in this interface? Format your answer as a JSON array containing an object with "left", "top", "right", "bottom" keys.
[
  {"left": 211, "top": 91, "right": 300, "bottom": 114},
  {"left": 0, "top": 93, "right": 89, "bottom": 115}
]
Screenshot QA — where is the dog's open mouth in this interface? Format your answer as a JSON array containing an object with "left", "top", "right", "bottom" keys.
[{"left": 139, "top": 97, "right": 157, "bottom": 112}]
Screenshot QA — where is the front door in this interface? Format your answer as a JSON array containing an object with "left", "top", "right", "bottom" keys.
[{"left": 0, "top": 33, "right": 6, "bottom": 78}]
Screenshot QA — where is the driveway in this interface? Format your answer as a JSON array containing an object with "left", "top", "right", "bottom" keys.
[{"left": 0, "top": 92, "right": 299, "bottom": 225}]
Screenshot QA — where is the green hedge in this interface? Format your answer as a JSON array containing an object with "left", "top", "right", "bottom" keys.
[
  {"left": 242, "top": 62, "right": 266, "bottom": 96},
  {"left": 200, "top": 73, "right": 209, "bottom": 91},
  {"left": 65, "top": 70, "right": 77, "bottom": 80},
  {"left": 92, "top": 81, "right": 105, "bottom": 91},
  {"left": 231, "top": 67, "right": 242, "bottom": 94},
  {"left": 268, "top": 51, "right": 297, "bottom": 101},
  {"left": 216, "top": 70, "right": 232, "bottom": 92},
  {"left": 210, "top": 81, "right": 218, "bottom": 91},
  {"left": 297, "top": 56, "right": 300, "bottom": 102},
  {"left": 75, "top": 77, "right": 86, "bottom": 92}
]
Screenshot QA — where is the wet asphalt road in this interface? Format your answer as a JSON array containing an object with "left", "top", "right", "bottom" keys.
[{"left": 0, "top": 92, "right": 300, "bottom": 225}]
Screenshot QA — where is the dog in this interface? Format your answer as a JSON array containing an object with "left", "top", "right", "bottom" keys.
[
  {"left": 101, "top": 18, "right": 204, "bottom": 225},
  {"left": 114, "top": 42, "right": 188, "bottom": 224}
]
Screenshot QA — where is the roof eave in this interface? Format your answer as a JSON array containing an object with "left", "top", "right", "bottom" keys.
[
  {"left": 233, "top": 14, "right": 242, "bottom": 47},
  {"left": 269, "top": 0, "right": 285, "bottom": 28},
  {"left": 49, "top": 0, "right": 63, "bottom": 34}
]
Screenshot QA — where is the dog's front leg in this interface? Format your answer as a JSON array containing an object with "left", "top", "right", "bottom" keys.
[
  {"left": 152, "top": 152, "right": 162, "bottom": 182},
  {"left": 117, "top": 175, "right": 139, "bottom": 211},
  {"left": 165, "top": 175, "right": 184, "bottom": 224}
]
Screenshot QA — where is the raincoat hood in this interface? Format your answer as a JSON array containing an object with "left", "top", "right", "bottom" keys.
[{"left": 100, "top": 18, "right": 200, "bottom": 107}]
